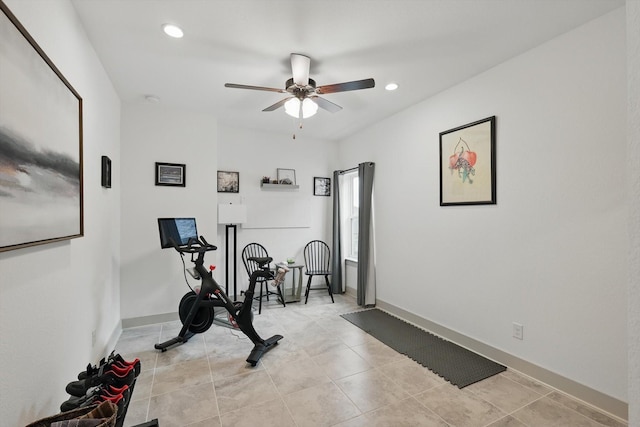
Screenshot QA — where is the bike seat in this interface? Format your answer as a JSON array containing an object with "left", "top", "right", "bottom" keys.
[{"left": 248, "top": 256, "right": 272, "bottom": 268}]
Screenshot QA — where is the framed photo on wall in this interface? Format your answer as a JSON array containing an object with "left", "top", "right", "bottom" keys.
[
  {"left": 314, "top": 177, "right": 331, "bottom": 196},
  {"left": 217, "top": 170, "right": 239, "bottom": 193},
  {"left": 155, "top": 162, "right": 186, "bottom": 187},
  {"left": 439, "top": 116, "right": 496, "bottom": 206},
  {"left": 0, "top": 2, "right": 84, "bottom": 252}
]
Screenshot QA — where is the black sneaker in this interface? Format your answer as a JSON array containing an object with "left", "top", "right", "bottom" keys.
[{"left": 65, "top": 365, "right": 135, "bottom": 397}]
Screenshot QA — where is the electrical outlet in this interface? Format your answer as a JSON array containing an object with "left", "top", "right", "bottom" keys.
[
  {"left": 92, "top": 330, "right": 97, "bottom": 346},
  {"left": 513, "top": 322, "right": 523, "bottom": 340}
]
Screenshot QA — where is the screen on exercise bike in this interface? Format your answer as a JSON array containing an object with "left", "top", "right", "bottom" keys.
[{"left": 158, "top": 218, "right": 198, "bottom": 249}]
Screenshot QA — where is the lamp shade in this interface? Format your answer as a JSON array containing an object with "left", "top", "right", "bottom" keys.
[
  {"left": 218, "top": 204, "right": 247, "bottom": 224},
  {"left": 284, "top": 98, "right": 318, "bottom": 119}
]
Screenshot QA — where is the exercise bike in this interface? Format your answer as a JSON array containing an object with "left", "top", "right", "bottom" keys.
[{"left": 154, "top": 234, "right": 286, "bottom": 366}]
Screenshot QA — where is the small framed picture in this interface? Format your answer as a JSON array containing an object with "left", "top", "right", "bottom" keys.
[
  {"left": 277, "top": 168, "right": 296, "bottom": 185},
  {"left": 217, "top": 170, "right": 239, "bottom": 193},
  {"left": 314, "top": 177, "right": 331, "bottom": 196},
  {"left": 155, "top": 162, "right": 186, "bottom": 187},
  {"left": 101, "top": 156, "right": 111, "bottom": 188}
]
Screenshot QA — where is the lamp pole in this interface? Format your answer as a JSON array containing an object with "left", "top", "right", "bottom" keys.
[{"left": 225, "top": 223, "right": 238, "bottom": 300}]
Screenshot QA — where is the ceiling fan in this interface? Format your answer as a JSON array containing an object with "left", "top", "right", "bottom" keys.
[{"left": 225, "top": 53, "right": 375, "bottom": 120}]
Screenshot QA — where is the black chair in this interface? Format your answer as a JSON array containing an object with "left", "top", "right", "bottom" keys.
[
  {"left": 303, "top": 240, "right": 334, "bottom": 304},
  {"left": 241, "top": 243, "right": 285, "bottom": 314}
]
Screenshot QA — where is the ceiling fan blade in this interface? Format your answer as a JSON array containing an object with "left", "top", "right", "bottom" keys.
[
  {"left": 316, "top": 78, "right": 375, "bottom": 94},
  {"left": 262, "top": 97, "right": 293, "bottom": 112},
  {"left": 291, "top": 53, "right": 310, "bottom": 86},
  {"left": 225, "top": 83, "right": 286, "bottom": 93},
  {"left": 311, "top": 96, "right": 342, "bottom": 113}
]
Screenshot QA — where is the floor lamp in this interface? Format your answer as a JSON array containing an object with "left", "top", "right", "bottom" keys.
[{"left": 218, "top": 204, "right": 247, "bottom": 301}]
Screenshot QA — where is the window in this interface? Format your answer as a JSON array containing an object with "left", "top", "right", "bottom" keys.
[{"left": 346, "top": 172, "right": 359, "bottom": 259}]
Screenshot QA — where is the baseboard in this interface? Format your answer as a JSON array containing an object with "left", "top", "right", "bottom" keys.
[
  {"left": 121, "top": 312, "right": 178, "bottom": 329},
  {"left": 375, "top": 299, "right": 628, "bottom": 422},
  {"left": 345, "top": 285, "right": 357, "bottom": 298}
]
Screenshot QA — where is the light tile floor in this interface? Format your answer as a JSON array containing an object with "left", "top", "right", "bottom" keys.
[{"left": 117, "top": 294, "right": 627, "bottom": 427}]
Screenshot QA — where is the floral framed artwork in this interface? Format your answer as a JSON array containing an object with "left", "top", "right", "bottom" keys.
[
  {"left": 314, "top": 177, "right": 331, "bottom": 196},
  {"left": 439, "top": 116, "right": 496, "bottom": 206},
  {"left": 217, "top": 170, "right": 239, "bottom": 193},
  {"left": 277, "top": 168, "right": 296, "bottom": 185},
  {"left": 0, "top": 2, "right": 84, "bottom": 252},
  {"left": 155, "top": 162, "right": 186, "bottom": 187}
]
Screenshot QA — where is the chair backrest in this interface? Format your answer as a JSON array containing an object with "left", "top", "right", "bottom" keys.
[
  {"left": 242, "top": 243, "right": 269, "bottom": 277},
  {"left": 303, "top": 240, "right": 330, "bottom": 274}
]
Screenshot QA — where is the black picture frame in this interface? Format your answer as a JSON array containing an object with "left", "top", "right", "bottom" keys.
[
  {"left": 314, "top": 177, "right": 331, "bottom": 196},
  {"left": 217, "top": 170, "right": 239, "bottom": 193},
  {"left": 0, "top": 2, "right": 84, "bottom": 253},
  {"left": 439, "top": 116, "right": 496, "bottom": 206},
  {"left": 155, "top": 162, "right": 186, "bottom": 187},
  {"left": 101, "top": 156, "right": 111, "bottom": 188}
]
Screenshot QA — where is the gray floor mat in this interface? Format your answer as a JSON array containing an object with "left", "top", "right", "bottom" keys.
[{"left": 341, "top": 308, "right": 506, "bottom": 388}]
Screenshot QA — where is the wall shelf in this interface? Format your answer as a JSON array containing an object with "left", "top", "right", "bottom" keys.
[{"left": 261, "top": 183, "right": 299, "bottom": 190}]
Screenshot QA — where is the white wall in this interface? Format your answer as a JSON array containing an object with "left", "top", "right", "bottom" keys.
[
  {"left": 118, "top": 115, "right": 336, "bottom": 320},
  {"left": 627, "top": 0, "right": 640, "bottom": 424},
  {"left": 216, "top": 124, "right": 337, "bottom": 293},
  {"left": 339, "top": 7, "right": 628, "bottom": 404},
  {"left": 0, "top": 1, "right": 121, "bottom": 425},
  {"left": 120, "top": 104, "right": 218, "bottom": 320}
]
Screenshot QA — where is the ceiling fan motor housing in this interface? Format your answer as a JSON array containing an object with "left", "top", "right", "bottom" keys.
[{"left": 286, "top": 77, "right": 316, "bottom": 99}]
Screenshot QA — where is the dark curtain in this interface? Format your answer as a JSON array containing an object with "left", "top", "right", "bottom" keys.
[
  {"left": 330, "top": 169, "right": 343, "bottom": 294},
  {"left": 357, "top": 162, "right": 375, "bottom": 307}
]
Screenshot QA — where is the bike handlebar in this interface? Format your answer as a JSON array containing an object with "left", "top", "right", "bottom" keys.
[{"left": 171, "top": 236, "right": 217, "bottom": 255}]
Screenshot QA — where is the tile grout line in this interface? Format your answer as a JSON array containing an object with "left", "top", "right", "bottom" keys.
[
  {"left": 143, "top": 325, "right": 162, "bottom": 424},
  {"left": 261, "top": 352, "right": 300, "bottom": 427},
  {"left": 203, "top": 332, "right": 222, "bottom": 427}
]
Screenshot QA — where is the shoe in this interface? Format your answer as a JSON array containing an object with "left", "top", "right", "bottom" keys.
[
  {"left": 78, "top": 352, "right": 141, "bottom": 380},
  {"left": 106, "top": 351, "right": 141, "bottom": 377},
  {"left": 66, "top": 365, "right": 135, "bottom": 397},
  {"left": 60, "top": 384, "right": 129, "bottom": 412}
]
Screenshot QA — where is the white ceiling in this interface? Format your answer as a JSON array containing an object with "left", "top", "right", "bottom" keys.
[{"left": 71, "top": 0, "right": 624, "bottom": 141}]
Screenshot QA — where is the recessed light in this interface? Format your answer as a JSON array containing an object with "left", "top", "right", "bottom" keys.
[
  {"left": 145, "top": 95, "right": 161, "bottom": 103},
  {"left": 385, "top": 82, "right": 398, "bottom": 91},
  {"left": 162, "top": 24, "right": 183, "bottom": 38}
]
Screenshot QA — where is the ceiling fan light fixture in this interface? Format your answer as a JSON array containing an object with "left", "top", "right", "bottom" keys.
[
  {"left": 284, "top": 97, "right": 318, "bottom": 119},
  {"left": 162, "top": 23, "right": 184, "bottom": 38}
]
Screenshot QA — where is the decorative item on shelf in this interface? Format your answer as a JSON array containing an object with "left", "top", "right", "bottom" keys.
[
  {"left": 277, "top": 168, "right": 296, "bottom": 185},
  {"left": 287, "top": 257, "right": 295, "bottom": 265},
  {"left": 217, "top": 170, "right": 239, "bottom": 193},
  {"left": 314, "top": 177, "right": 331, "bottom": 196},
  {"left": 439, "top": 116, "right": 496, "bottom": 206},
  {"left": 155, "top": 162, "right": 186, "bottom": 187},
  {"left": 271, "top": 179, "right": 278, "bottom": 184},
  {"left": 262, "top": 176, "right": 270, "bottom": 184}
]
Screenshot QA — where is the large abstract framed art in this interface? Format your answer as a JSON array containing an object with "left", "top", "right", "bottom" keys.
[
  {"left": 0, "top": 2, "right": 84, "bottom": 252},
  {"left": 440, "top": 116, "right": 496, "bottom": 206}
]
